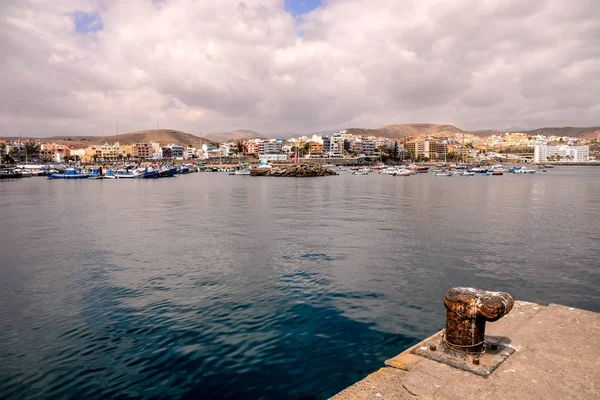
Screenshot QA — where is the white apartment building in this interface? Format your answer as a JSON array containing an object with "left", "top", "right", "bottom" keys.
[
  {"left": 258, "top": 140, "right": 282, "bottom": 154},
  {"left": 534, "top": 143, "right": 589, "bottom": 162}
]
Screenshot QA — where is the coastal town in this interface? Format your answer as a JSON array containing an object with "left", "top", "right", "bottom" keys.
[{"left": 1, "top": 128, "right": 598, "bottom": 168}]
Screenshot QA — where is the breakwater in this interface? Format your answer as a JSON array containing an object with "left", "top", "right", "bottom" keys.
[{"left": 250, "top": 164, "right": 338, "bottom": 177}]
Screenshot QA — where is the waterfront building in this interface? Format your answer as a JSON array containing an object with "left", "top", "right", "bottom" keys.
[
  {"left": 132, "top": 142, "right": 153, "bottom": 159},
  {"left": 218, "top": 143, "right": 234, "bottom": 157},
  {"left": 323, "top": 136, "right": 344, "bottom": 157},
  {"left": 350, "top": 140, "right": 376, "bottom": 156},
  {"left": 534, "top": 143, "right": 590, "bottom": 162},
  {"left": 259, "top": 154, "right": 288, "bottom": 163},
  {"left": 243, "top": 141, "right": 259, "bottom": 155},
  {"left": 258, "top": 140, "right": 282, "bottom": 154},
  {"left": 201, "top": 144, "right": 221, "bottom": 159},
  {"left": 405, "top": 140, "right": 448, "bottom": 160},
  {"left": 40, "top": 143, "right": 71, "bottom": 162},
  {"left": 161, "top": 147, "right": 172, "bottom": 159},
  {"left": 187, "top": 147, "right": 199, "bottom": 159},
  {"left": 168, "top": 144, "right": 184, "bottom": 159},
  {"left": 70, "top": 148, "right": 85, "bottom": 160},
  {"left": 309, "top": 142, "right": 324, "bottom": 154}
]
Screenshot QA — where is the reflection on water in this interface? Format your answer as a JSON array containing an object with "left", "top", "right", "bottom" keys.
[{"left": 1, "top": 167, "right": 599, "bottom": 399}]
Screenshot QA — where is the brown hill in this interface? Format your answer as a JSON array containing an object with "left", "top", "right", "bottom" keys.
[
  {"left": 377, "top": 123, "right": 464, "bottom": 138},
  {"left": 103, "top": 129, "right": 215, "bottom": 147},
  {"left": 204, "top": 129, "right": 264, "bottom": 143},
  {"left": 522, "top": 127, "right": 600, "bottom": 138},
  {"left": 346, "top": 124, "right": 465, "bottom": 139},
  {"left": 41, "top": 129, "right": 216, "bottom": 148}
]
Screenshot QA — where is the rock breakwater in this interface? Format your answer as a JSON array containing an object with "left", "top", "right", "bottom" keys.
[{"left": 250, "top": 164, "right": 338, "bottom": 177}]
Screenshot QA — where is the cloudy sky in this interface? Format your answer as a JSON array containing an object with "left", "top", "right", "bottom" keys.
[{"left": 0, "top": 0, "right": 598, "bottom": 137}]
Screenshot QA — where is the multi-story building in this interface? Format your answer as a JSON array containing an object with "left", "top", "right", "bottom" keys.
[
  {"left": 70, "top": 148, "right": 86, "bottom": 160},
  {"left": 309, "top": 142, "right": 324, "bottom": 154},
  {"left": 405, "top": 140, "right": 448, "bottom": 160},
  {"left": 258, "top": 140, "right": 282, "bottom": 154},
  {"left": 534, "top": 144, "right": 589, "bottom": 162},
  {"left": 168, "top": 144, "right": 184, "bottom": 159},
  {"left": 351, "top": 140, "right": 376, "bottom": 156},
  {"left": 187, "top": 147, "right": 199, "bottom": 159},
  {"left": 243, "top": 141, "right": 259, "bottom": 155},
  {"left": 85, "top": 143, "right": 125, "bottom": 161},
  {"left": 161, "top": 147, "right": 172, "bottom": 159},
  {"left": 323, "top": 136, "right": 344, "bottom": 157},
  {"left": 41, "top": 143, "right": 71, "bottom": 162},
  {"left": 132, "top": 142, "right": 153, "bottom": 159}
]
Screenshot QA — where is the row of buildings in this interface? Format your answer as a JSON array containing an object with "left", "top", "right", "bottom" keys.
[{"left": 2, "top": 130, "right": 595, "bottom": 164}]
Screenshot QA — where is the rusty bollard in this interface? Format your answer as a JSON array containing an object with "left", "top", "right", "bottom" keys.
[{"left": 444, "top": 287, "right": 513, "bottom": 353}]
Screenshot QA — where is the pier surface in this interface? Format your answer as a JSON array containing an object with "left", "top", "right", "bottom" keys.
[{"left": 332, "top": 301, "right": 599, "bottom": 399}]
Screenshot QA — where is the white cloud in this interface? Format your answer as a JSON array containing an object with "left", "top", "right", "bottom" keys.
[{"left": 0, "top": 0, "right": 598, "bottom": 137}]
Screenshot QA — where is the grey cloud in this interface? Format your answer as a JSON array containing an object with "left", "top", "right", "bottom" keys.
[{"left": 0, "top": 0, "right": 598, "bottom": 137}]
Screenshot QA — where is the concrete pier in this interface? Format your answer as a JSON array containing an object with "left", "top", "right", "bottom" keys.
[{"left": 332, "top": 301, "right": 599, "bottom": 399}]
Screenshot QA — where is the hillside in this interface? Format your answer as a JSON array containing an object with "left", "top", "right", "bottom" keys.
[
  {"left": 204, "top": 129, "right": 264, "bottom": 143},
  {"left": 103, "top": 129, "right": 215, "bottom": 147},
  {"left": 378, "top": 124, "right": 464, "bottom": 138},
  {"left": 345, "top": 124, "right": 464, "bottom": 139},
  {"left": 39, "top": 130, "right": 215, "bottom": 148},
  {"left": 522, "top": 127, "right": 600, "bottom": 138}
]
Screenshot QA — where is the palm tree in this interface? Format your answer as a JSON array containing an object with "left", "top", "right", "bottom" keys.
[{"left": 24, "top": 140, "right": 40, "bottom": 162}]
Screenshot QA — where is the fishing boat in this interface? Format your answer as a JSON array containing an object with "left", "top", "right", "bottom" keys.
[
  {"left": 461, "top": 171, "right": 475, "bottom": 176},
  {"left": 87, "top": 168, "right": 103, "bottom": 179},
  {"left": 481, "top": 172, "right": 491, "bottom": 176},
  {"left": 0, "top": 169, "right": 23, "bottom": 179},
  {"left": 352, "top": 168, "right": 370, "bottom": 175},
  {"left": 142, "top": 169, "right": 159, "bottom": 179},
  {"left": 50, "top": 167, "right": 88, "bottom": 179},
  {"left": 492, "top": 171, "right": 504, "bottom": 176},
  {"left": 434, "top": 171, "right": 453, "bottom": 176},
  {"left": 234, "top": 166, "right": 251, "bottom": 175},
  {"left": 113, "top": 169, "right": 139, "bottom": 178}
]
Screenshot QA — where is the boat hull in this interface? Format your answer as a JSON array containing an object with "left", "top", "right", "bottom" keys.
[{"left": 50, "top": 174, "right": 88, "bottom": 179}]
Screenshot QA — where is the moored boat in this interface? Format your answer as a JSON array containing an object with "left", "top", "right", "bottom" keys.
[
  {"left": 514, "top": 167, "right": 537, "bottom": 174},
  {"left": 50, "top": 167, "right": 88, "bottom": 179},
  {"left": 234, "top": 166, "right": 251, "bottom": 175},
  {"left": 0, "top": 169, "right": 23, "bottom": 179},
  {"left": 394, "top": 169, "right": 412, "bottom": 176}
]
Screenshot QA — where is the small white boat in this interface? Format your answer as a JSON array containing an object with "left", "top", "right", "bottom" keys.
[
  {"left": 352, "top": 169, "right": 370, "bottom": 175},
  {"left": 395, "top": 169, "right": 411, "bottom": 177},
  {"left": 461, "top": 171, "right": 475, "bottom": 176},
  {"left": 435, "top": 171, "right": 453, "bottom": 176},
  {"left": 514, "top": 167, "right": 537, "bottom": 174},
  {"left": 234, "top": 166, "right": 251, "bottom": 175}
]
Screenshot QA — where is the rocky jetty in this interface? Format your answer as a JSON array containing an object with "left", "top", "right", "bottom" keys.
[{"left": 250, "top": 164, "right": 338, "bottom": 177}]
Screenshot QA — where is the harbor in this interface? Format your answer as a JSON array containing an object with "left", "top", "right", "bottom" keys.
[
  {"left": 0, "top": 161, "right": 566, "bottom": 180},
  {"left": 1, "top": 166, "right": 598, "bottom": 399}
]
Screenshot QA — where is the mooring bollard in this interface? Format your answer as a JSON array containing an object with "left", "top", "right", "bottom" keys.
[{"left": 444, "top": 287, "right": 513, "bottom": 353}]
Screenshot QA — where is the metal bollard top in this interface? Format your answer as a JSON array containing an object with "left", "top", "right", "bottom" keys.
[{"left": 444, "top": 287, "right": 514, "bottom": 321}]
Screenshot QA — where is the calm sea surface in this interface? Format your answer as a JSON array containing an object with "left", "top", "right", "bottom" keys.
[{"left": 1, "top": 167, "right": 599, "bottom": 399}]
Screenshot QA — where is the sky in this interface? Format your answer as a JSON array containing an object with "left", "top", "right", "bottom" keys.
[{"left": 0, "top": 0, "right": 598, "bottom": 137}]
